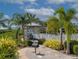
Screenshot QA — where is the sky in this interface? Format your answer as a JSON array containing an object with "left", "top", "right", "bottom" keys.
[{"left": 0, "top": 0, "right": 78, "bottom": 22}]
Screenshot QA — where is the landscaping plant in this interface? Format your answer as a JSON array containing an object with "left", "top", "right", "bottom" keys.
[
  {"left": 64, "top": 40, "right": 78, "bottom": 54},
  {"left": 0, "top": 37, "right": 18, "bottom": 59},
  {"left": 17, "top": 39, "right": 28, "bottom": 47},
  {"left": 38, "top": 39, "right": 45, "bottom": 45},
  {"left": 43, "top": 39, "right": 61, "bottom": 50},
  {"left": 73, "top": 45, "right": 78, "bottom": 55}
]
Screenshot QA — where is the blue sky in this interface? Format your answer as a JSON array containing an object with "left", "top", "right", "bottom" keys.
[{"left": 0, "top": 0, "right": 78, "bottom": 21}]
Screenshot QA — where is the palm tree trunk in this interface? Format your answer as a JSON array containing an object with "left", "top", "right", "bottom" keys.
[
  {"left": 22, "top": 24, "right": 25, "bottom": 40},
  {"left": 66, "top": 42, "right": 70, "bottom": 54},
  {"left": 60, "top": 28, "right": 63, "bottom": 50},
  {"left": 16, "top": 28, "right": 20, "bottom": 39},
  {"left": 66, "top": 32, "right": 71, "bottom": 54}
]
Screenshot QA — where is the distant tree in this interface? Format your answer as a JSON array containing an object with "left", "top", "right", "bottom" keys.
[
  {"left": 47, "top": 16, "right": 60, "bottom": 34},
  {"left": 12, "top": 13, "right": 40, "bottom": 40}
]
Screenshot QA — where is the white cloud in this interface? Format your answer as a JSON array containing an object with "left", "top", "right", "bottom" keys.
[
  {"left": 47, "top": 0, "right": 64, "bottom": 4},
  {"left": 65, "top": 0, "right": 77, "bottom": 3},
  {"left": 0, "top": 0, "right": 36, "bottom": 4},
  {"left": 4, "top": 15, "right": 10, "bottom": 19},
  {"left": 28, "top": 0, "right": 36, "bottom": 2},
  {"left": 1, "top": 15, "right": 10, "bottom": 21},
  {"left": 72, "top": 3, "right": 78, "bottom": 11},
  {"left": 24, "top": 8, "right": 55, "bottom": 21},
  {"left": 47, "top": 0, "right": 77, "bottom": 4},
  {"left": 25, "top": 8, "right": 54, "bottom": 16}
]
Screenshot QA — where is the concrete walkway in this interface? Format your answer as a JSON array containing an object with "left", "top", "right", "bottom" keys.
[{"left": 18, "top": 46, "right": 77, "bottom": 59}]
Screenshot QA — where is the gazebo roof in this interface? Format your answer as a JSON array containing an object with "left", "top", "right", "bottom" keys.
[{"left": 27, "top": 22, "right": 41, "bottom": 26}]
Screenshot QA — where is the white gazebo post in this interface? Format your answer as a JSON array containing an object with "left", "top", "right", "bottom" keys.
[{"left": 46, "top": 27, "right": 48, "bottom": 34}]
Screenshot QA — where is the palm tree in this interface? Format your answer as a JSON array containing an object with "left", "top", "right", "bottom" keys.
[
  {"left": 12, "top": 13, "right": 39, "bottom": 40},
  {"left": 55, "top": 7, "right": 76, "bottom": 54}
]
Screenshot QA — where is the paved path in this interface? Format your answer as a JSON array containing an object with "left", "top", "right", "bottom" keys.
[
  {"left": 18, "top": 48, "right": 28, "bottom": 59},
  {"left": 18, "top": 46, "right": 77, "bottom": 59}
]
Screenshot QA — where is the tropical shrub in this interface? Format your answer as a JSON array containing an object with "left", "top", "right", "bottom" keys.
[
  {"left": 0, "top": 37, "right": 17, "bottom": 59},
  {"left": 43, "top": 39, "right": 61, "bottom": 50},
  {"left": 64, "top": 40, "right": 78, "bottom": 54},
  {"left": 0, "top": 30, "right": 16, "bottom": 39},
  {"left": 21, "top": 40, "right": 28, "bottom": 47},
  {"left": 17, "top": 39, "right": 28, "bottom": 47},
  {"left": 27, "top": 40, "right": 33, "bottom": 46},
  {"left": 73, "top": 45, "right": 78, "bottom": 55},
  {"left": 38, "top": 39, "right": 45, "bottom": 45}
]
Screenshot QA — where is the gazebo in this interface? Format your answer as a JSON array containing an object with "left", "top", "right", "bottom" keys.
[{"left": 24, "top": 22, "right": 43, "bottom": 39}]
